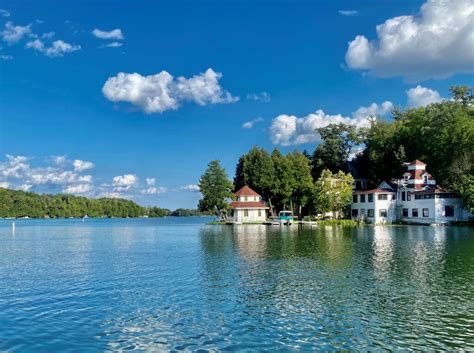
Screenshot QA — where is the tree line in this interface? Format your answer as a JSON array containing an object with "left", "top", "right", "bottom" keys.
[
  {"left": 198, "top": 86, "right": 474, "bottom": 217},
  {"left": 0, "top": 188, "right": 207, "bottom": 218}
]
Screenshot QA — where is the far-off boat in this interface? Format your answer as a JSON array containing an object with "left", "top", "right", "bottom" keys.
[{"left": 273, "top": 210, "right": 294, "bottom": 226}]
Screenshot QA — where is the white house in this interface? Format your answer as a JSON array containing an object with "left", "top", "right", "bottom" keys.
[
  {"left": 229, "top": 186, "right": 269, "bottom": 223},
  {"left": 351, "top": 160, "right": 471, "bottom": 225}
]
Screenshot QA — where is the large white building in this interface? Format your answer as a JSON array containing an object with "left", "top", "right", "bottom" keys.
[
  {"left": 229, "top": 186, "right": 269, "bottom": 223},
  {"left": 351, "top": 160, "right": 471, "bottom": 224}
]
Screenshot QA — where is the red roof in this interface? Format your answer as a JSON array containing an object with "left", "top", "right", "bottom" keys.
[
  {"left": 234, "top": 185, "right": 260, "bottom": 197},
  {"left": 229, "top": 201, "right": 268, "bottom": 209},
  {"left": 408, "top": 159, "right": 426, "bottom": 166}
]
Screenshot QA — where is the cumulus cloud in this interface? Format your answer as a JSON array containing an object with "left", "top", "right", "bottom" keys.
[
  {"left": 0, "top": 155, "right": 168, "bottom": 199},
  {"left": 0, "top": 9, "right": 10, "bottom": 17},
  {"left": 73, "top": 159, "right": 94, "bottom": 172},
  {"left": 102, "top": 68, "right": 238, "bottom": 113},
  {"left": 345, "top": 0, "right": 474, "bottom": 81},
  {"left": 92, "top": 28, "right": 124, "bottom": 40},
  {"left": 180, "top": 184, "right": 200, "bottom": 192},
  {"left": 141, "top": 186, "right": 166, "bottom": 195},
  {"left": 246, "top": 92, "right": 271, "bottom": 102},
  {"left": 269, "top": 101, "right": 393, "bottom": 146},
  {"left": 242, "top": 116, "right": 264, "bottom": 129},
  {"left": 26, "top": 39, "right": 81, "bottom": 57},
  {"left": 406, "top": 85, "right": 442, "bottom": 108},
  {"left": 112, "top": 174, "right": 138, "bottom": 191},
  {"left": 1, "top": 21, "right": 32, "bottom": 43},
  {"left": 339, "top": 10, "right": 358, "bottom": 16},
  {"left": 0, "top": 154, "right": 94, "bottom": 195},
  {"left": 63, "top": 183, "right": 93, "bottom": 194}
]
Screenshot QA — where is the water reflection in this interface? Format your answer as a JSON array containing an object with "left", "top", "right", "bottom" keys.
[{"left": 0, "top": 220, "right": 472, "bottom": 351}]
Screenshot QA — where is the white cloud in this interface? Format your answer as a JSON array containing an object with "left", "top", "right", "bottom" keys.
[
  {"left": 73, "top": 159, "right": 94, "bottom": 172},
  {"left": 112, "top": 174, "right": 138, "bottom": 191},
  {"left": 269, "top": 101, "right": 393, "bottom": 146},
  {"left": 345, "top": 0, "right": 474, "bottom": 81},
  {"left": 100, "top": 41, "right": 122, "bottom": 48},
  {"left": 26, "top": 39, "right": 81, "bottom": 57},
  {"left": 51, "top": 155, "right": 67, "bottom": 165},
  {"left": 180, "top": 184, "right": 200, "bottom": 192},
  {"left": 0, "top": 9, "right": 10, "bottom": 17},
  {"left": 246, "top": 92, "right": 271, "bottom": 102},
  {"left": 0, "top": 181, "right": 10, "bottom": 188},
  {"left": 0, "top": 155, "right": 29, "bottom": 178},
  {"left": 339, "top": 10, "right": 359, "bottom": 16},
  {"left": 17, "top": 184, "right": 32, "bottom": 192},
  {"left": 1, "top": 21, "right": 32, "bottom": 43},
  {"left": 0, "top": 54, "right": 12, "bottom": 60},
  {"left": 29, "top": 170, "right": 92, "bottom": 185},
  {"left": 102, "top": 68, "right": 238, "bottom": 114},
  {"left": 62, "top": 183, "right": 93, "bottom": 194},
  {"left": 92, "top": 28, "right": 124, "bottom": 40},
  {"left": 141, "top": 186, "right": 166, "bottom": 195},
  {"left": 406, "top": 85, "right": 442, "bottom": 108},
  {"left": 352, "top": 101, "right": 393, "bottom": 120},
  {"left": 146, "top": 177, "right": 156, "bottom": 186},
  {"left": 242, "top": 116, "right": 264, "bottom": 129}
]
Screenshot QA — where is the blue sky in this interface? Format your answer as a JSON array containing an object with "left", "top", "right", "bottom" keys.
[{"left": 0, "top": 0, "right": 473, "bottom": 209}]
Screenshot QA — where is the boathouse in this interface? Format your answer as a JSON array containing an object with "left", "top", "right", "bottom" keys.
[
  {"left": 351, "top": 160, "right": 471, "bottom": 224},
  {"left": 229, "top": 186, "right": 268, "bottom": 223}
]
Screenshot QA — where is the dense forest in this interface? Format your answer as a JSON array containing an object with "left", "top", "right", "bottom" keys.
[
  {"left": 198, "top": 86, "right": 474, "bottom": 216},
  {"left": 0, "top": 188, "right": 207, "bottom": 218}
]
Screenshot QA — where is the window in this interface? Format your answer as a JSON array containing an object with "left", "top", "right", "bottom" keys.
[
  {"left": 244, "top": 209, "right": 249, "bottom": 217},
  {"left": 423, "top": 175, "right": 428, "bottom": 184},
  {"left": 407, "top": 192, "right": 411, "bottom": 201},
  {"left": 360, "top": 209, "right": 365, "bottom": 217},
  {"left": 445, "top": 205, "right": 454, "bottom": 217},
  {"left": 353, "top": 194, "right": 358, "bottom": 203},
  {"left": 402, "top": 208, "right": 409, "bottom": 217},
  {"left": 258, "top": 209, "right": 262, "bottom": 217},
  {"left": 423, "top": 208, "right": 429, "bottom": 217},
  {"left": 360, "top": 194, "right": 366, "bottom": 203},
  {"left": 379, "top": 209, "right": 387, "bottom": 217},
  {"left": 412, "top": 208, "right": 418, "bottom": 217},
  {"left": 352, "top": 209, "right": 359, "bottom": 217},
  {"left": 378, "top": 194, "right": 388, "bottom": 201},
  {"left": 368, "top": 209, "right": 374, "bottom": 217},
  {"left": 402, "top": 191, "right": 406, "bottom": 201},
  {"left": 368, "top": 194, "right": 374, "bottom": 202},
  {"left": 243, "top": 196, "right": 247, "bottom": 201}
]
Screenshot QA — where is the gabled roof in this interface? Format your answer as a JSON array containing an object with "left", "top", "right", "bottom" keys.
[
  {"left": 408, "top": 159, "right": 426, "bottom": 166},
  {"left": 229, "top": 201, "right": 268, "bottom": 209},
  {"left": 234, "top": 185, "right": 260, "bottom": 197}
]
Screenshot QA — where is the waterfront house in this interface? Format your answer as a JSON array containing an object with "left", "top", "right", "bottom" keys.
[
  {"left": 351, "top": 160, "right": 471, "bottom": 224},
  {"left": 229, "top": 186, "right": 268, "bottom": 223}
]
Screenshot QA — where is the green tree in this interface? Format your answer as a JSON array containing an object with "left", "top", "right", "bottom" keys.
[
  {"left": 313, "top": 169, "right": 354, "bottom": 218},
  {"left": 271, "top": 149, "right": 294, "bottom": 212},
  {"left": 198, "top": 160, "right": 233, "bottom": 218},
  {"left": 311, "top": 123, "right": 364, "bottom": 179},
  {"left": 287, "top": 150, "right": 314, "bottom": 216}
]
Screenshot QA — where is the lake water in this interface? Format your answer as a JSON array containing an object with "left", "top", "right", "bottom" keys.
[{"left": 0, "top": 218, "right": 473, "bottom": 351}]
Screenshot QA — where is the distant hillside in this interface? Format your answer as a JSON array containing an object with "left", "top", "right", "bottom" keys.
[{"left": 0, "top": 188, "right": 171, "bottom": 218}]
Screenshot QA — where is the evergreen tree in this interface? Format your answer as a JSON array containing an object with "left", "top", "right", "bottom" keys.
[{"left": 198, "top": 160, "right": 233, "bottom": 218}]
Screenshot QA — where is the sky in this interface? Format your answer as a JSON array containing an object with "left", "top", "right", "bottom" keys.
[{"left": 0, "top": 0, "right": 473, "bottom": 209}]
